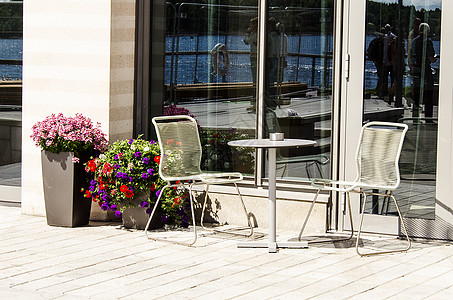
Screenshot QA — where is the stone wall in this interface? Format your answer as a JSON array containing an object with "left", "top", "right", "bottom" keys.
[{"left": 22, "top": 0, "right": 136, "bottom": 218}]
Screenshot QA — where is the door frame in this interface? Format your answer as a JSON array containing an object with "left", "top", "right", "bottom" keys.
[{"left": 339, "top": 0, "right": 400, "bottom": 234}]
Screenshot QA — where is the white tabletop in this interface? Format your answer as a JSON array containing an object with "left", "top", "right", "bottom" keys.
[{"left": 228, "top": 138, "right": 316, "bottom": 149}]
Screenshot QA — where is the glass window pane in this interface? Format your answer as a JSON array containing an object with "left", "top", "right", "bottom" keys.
[
  {"left": 163, "top": 1, "right": 257, "bottom": 175},
  {"left": 264, "top": 2, "right": 334, "bottom": 181},
  {"left": 0, "top": 1, "right": 22, "bottom": 188}
]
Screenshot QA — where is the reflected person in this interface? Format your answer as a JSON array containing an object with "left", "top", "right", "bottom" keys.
[
  {"left": 366, "top": 27, "right": 385, "bottom": 97},
  {"left": 382, "top": 24, "right": 396, "bottom": 99},
  {"left": 243, "top": 17, "right": 258, "bottom": 111},
  {"left": 411, "top": 23, "right": 437, "bottom": 120}
]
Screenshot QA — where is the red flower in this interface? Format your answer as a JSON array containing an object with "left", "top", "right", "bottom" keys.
[
  {"left": 176, "top": 141, "right": 182, "bottom": 146},
  {"left": 87, "top": 160, "right": 97, "bottom": 172},
  {"left": 174, "top": 197, "right": 181, "bottom": 205},
  {"left": 102, "top": 163, "right": 113, "bottom": 175},
  {"left": 154, "top": 156, "right": 160, "bottom": 164},
  {"left": 120, "top": 185, "right": 128, "bottom": 192},
  {"left": 84, "top": 190, "right": 91, "bottom": 198},
  {"left": 166, "top": 139, "right": 174, "bottom": 144},
  {"left": 125, "top": 190, "right": 134, "bottom": 198},
  {"left": 150, "top": 183, "right": 156, "bottom": 191}
]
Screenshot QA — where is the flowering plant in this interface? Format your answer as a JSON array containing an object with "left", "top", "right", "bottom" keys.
[
  {"left": 82, "top": 136, "right": 191, "bottom": 227},
  {"left": 164, "top": 104, "right": 195, "bottom": 118},
  {"left": 200, "top": 128, "right": 254, "bottom": 173},
  {"left": 30, "top": 113, "right": 108, "bottom": 159}
]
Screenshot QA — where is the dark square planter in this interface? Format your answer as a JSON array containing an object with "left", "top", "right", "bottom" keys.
[
  {"left": 122, "top": 192, "right": 164, "bottom": 230},
  {"left": 41, "top": 150, "right": 92, "bottom": 227}
]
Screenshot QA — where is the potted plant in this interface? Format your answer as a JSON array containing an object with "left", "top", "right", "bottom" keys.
[
  {"left": 31, "top": 113, "right": 108, "bottom": 227},
  {"left": 83, "top": 136, "right": 191, "bottom": 229}
]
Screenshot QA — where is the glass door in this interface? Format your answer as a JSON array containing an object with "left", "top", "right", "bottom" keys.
[{"left": 344, "top": 0, "right": 442, "bottom": 235}]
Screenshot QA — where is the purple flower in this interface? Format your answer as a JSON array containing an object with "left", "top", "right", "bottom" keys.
[
  {"left": 115, "top": 210, "right": 122, "bottom": 217},
  {"left": 110, "top": 204, "right": 117, "bottom": 210},
  {"left": 114, "top": 164, "right": 120, "bottom": 169},
  {"left": 100, "top": 204, "right": 108, "bottom": 211},
  {"left": 147, "top": 168, "right": 154, "bottom": 175},
  {"left": 156, "top": 190, "right": 161, "bottom": 198},
  {"left": 141, "top": 173, "right": 149, "bottom": 179},
  {"left": 146, "top": 208, "right": 152, "bottom": 215},
  {"left": 129, "top": 176, "right": 133, "bottom": 182},
  {"left": 141, "top": 201, "right": 149, "bottom": 208},
  {"left": 128, "top": 139, "right": 134, "bottom": 144},
  {"left": 102, "top": 194, "right": 109, "bottom": 201},
  {"left": 90, "top": 180, "right": 97, "bottom": 185},
  {"left": 89, "top": 185, "right": 96, "bottom": 192},
  {"left": 134, "top": 151, "right": 142, "bottom": 158},
  {"left": 161, "top": 215, "right": 168, "bottom": 223},
  {"left": 143, "top": 157, "right": 150, "bottom": 164},
  {"left": 150, "top": 140, "right": 156, "bottom": 145},
  {"left": 114, "top": 154, "right": 119, "bottom": 160},
  {"left": 182, "top": 220, "right": 189, "bottom": 228}
]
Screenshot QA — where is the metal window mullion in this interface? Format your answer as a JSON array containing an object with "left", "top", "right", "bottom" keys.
[{"left": 255, "top": 0, "right": 268, "bottom": 186}]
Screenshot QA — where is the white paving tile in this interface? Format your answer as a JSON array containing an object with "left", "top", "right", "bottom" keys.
[{"left": 2, "top": 205, "right": 453, "bottom": 299}]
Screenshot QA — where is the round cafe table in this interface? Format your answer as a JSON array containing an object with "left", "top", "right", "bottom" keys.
[{"left": 228, "top": 138, "right": 316, "bottom": 253}]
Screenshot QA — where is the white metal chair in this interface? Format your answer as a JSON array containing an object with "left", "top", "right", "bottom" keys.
[
  {"left": 276, "top": 153, "right": 330, "bottom": 179},
  {"left": 298, "top": 121, "right": 411, "bottom": 256},
  {"left": 145, "top": 115, "right": 253, "bottom": 246}
]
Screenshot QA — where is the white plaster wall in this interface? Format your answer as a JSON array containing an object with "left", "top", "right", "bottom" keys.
[
  {"left": 22, "top": 0, "right": 135, "bottom": 217},
  {"left": 437, "top": 1, "right": 453, "bottom": 224}
]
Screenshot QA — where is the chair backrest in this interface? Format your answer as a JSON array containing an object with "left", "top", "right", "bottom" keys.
[
  {"left": 355, "top": 121, "right": 408, "bottom": 190},
  {"left": 152, "top": 115, "right": 203, "bottom": 181}
]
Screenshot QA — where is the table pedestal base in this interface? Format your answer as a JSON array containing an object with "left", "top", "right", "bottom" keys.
[{"left": 237, "top": 241, "right": 309, "bottom": 253}]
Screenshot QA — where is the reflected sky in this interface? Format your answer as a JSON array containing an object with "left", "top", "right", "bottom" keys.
[{"left": 374, "top": 0, "right": 441, "bottom": 10}]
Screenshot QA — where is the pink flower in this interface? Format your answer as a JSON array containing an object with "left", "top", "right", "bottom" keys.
[
  {"left": 72, "top": 157, "right": 80, "bottom": 163},
  {"left": 30, "top": 113, "right": 108, "bottom": 153}
]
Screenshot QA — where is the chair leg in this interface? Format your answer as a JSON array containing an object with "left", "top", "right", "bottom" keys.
[
  {"left": 200, "top": 183, "right": 254, "bottom": 237},
  {"left": 144, "top": 184, "right": 168, "bottom": 236},
  {"left": 145, "top": 183, "right": 198, "bottom": 247},
  {"left": 298, "top": 188, "right": 321, "bottom": 241},
  {"left": 315, "top": 161, "right": 324, "bottom": 179},
  {"left": 282, "top": 164, "right": 288, "bottom": 178},
  {"left": 306, "top": 162, "right": 312, "bottom": 179},
  {"left": 298, "top": 190, "right": 354, "bottom": 243},
  {"left": 356, "top": 191, "right": 411, "bottom": 257}
]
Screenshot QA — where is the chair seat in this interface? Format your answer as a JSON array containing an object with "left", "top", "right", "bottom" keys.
[
  {"left": 311, "top": 179, "right": 397, "bottom": 192},
  {"left": 162, "top": 172, "right": 243, "bottom": 184},
  {"left": 199, "top": 172, "right": 243, "bottom": 184}
]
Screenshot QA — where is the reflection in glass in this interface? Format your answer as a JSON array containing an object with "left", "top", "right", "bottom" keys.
[
  {"left": 164, "top": 1, "right": 258, "bottom": 176},
  {"left": 362, "top": 0, "right": 441, "bottom": 219},
  {"left": 0, "top": 2, "right": 22, "bottom": 188},
  {"left": 264, "top": 3, "right": 334, "bottom": 181},
  {"left": 161, "top": 1, "right": 334, "bottom": 181}
]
